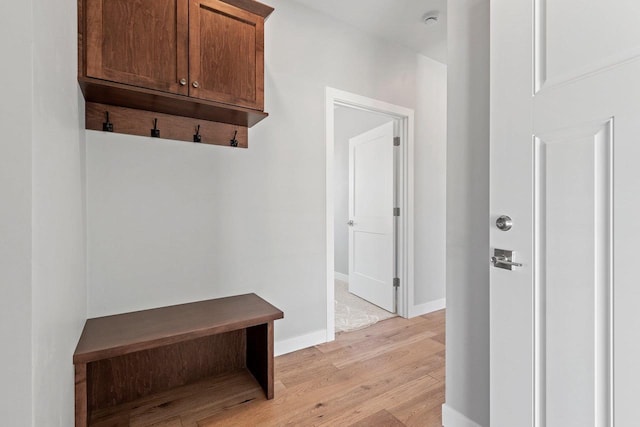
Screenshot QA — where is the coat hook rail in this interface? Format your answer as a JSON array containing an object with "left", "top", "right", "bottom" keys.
[{"left": 86, "top": 103, "right": 249, "bottom": 148}]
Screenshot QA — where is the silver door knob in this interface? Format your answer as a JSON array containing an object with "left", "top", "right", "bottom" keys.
[
  {"left": 192, "top": 81, "right": 200, "bottom": 88},
  {"left": 347, "top": 220, "right": 354, "bottom": 226},
  {"left": 179, "top": 78, "right": 187, "bottom": 86},
  {"left": 496, "top": 215, "right": 513, "bottom": 231}
]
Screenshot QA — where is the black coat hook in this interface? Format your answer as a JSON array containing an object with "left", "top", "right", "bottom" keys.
[
  {"left": 103, "top": 111, "right": 113, "bottom": 132},
  {"left": 230, "top": 130, "right": 239, "bottom": 147},
  {"left": 193, "top": 125, "right": 202, "bottom": 143},
  {"left": 151, "top": 118, "right": 160, "bottom": 138}
]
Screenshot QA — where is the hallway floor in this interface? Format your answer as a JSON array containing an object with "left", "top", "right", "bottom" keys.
[{"left": 204, "top": 310, "right": 445, "bottom": 426}]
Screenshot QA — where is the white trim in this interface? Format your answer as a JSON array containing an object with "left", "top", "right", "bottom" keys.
[
  {"left": 326, "top": 89, "right": 336, "bottom": 343},
  {"left": 442, "top": 404, "right": 484, "bottom": 427},
  {"left": 409, "top": 298, "right": 446, "bottom": 318},
  {"left": 325, "top": 87, "right": 415, "bottom": 344},
  {"left": 274, "top": 329, "right": 327, "bottom": 357},
  {"left": 334, "top": 271, "right": 349, "bottom": 283}
]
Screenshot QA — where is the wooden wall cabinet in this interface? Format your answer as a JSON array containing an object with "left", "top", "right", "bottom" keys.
[
  {"left": 78, "top": 0, "right": 273, "bottom": 147},
  {"left": 84, "top": 0, "right": 190, "bottom": 96},
  {"left": 190, "top": 0, "right": 265, "bottom": 110}
]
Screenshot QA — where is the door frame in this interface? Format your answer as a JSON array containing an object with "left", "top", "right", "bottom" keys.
[{"left": 325, "top": 87, "right": 415, "bottom": 342}]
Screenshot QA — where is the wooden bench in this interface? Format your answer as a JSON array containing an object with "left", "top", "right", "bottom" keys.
[{"left": 73, "top": 293, "right": 283, "bottom": 426}]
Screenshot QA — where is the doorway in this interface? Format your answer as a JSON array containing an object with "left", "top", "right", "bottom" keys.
[
  {"left": 334, "top": 113, "right": 397, "bottom": 332},
  {"left": 325, "top": 87, "right": 415, "bottom": 342}
]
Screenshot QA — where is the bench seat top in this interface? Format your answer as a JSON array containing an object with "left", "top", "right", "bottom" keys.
[{"left": 73, "top": 293, "right": 283, "bottom": 364}]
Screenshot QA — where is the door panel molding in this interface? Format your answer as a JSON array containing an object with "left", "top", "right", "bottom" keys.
[
  {"left": 534, "top": 0, "right": 640, "bottom": 93},
  {"left": 533, "top": 118, "right": 613, "bottom": 426}
]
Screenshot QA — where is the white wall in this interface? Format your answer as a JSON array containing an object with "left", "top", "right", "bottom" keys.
[
  {"left": 414, "top": 55, "right": 447, "bottom": 306},
  {"left": 333, "top": 107, "right": 393, "bottom": 276},
  {"left": 444, "top": 1, "right": 490, "bottom": 426},
  {"left": 31, "top": 0, "right": 87, "bottom": 424},
  {"left": 0, "top": 0, "right": 33, "bottom": 423},
  {"left": 86, "top": 0, "right": 446, "bottom": 350},
  {"left": 1, "top": 0, "right": 87, "bottom": 424}
]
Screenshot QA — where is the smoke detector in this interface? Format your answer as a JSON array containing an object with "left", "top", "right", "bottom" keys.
[{"left": 423, "top": 12, "right": 440, "bottom": 27}]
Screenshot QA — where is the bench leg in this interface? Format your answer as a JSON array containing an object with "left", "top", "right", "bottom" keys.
[
  {"left": 246, "top": 321, "right": 274, "bottom": 399},
  {"left": 75, "top": 363, "right": 88, "bottom": 427}
]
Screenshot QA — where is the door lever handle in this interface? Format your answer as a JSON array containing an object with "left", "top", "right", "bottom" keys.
[
  {"left": 347, "top": 220, "right": 354, "bottom": 226},
  {"left": 491, "top": 256, "right": 523, "bottom": 268},
  {"left": 491, "top": 249, "right": 523, "bottom": 270}
]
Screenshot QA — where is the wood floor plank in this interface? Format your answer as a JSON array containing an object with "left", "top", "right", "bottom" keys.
[
  {"left": 146, "top": 417, "right": 184, "bottom": 427},
  {"left": 275, "top": 346, "right": 324, "bottom": 372},
  {"left": 430, "top": 332, "right": 446, "bottom": 344},
  {"left": 348, "top": 409, "right": 405, "bottom": 427},
  {"left": 275, "top": 347, "right": 340, "bottom": 388},
  {"left": 429, "top": 366, "right": 446, "bottom": 382},
  {"left": 388, "top": 380, "right": 445, "bottom": 427},
  {"left": 278, "top": 361, "right": 340, "bottom": 388},
  {"left": 317, "top": 373, "right": 441, "bottom": 426},
  {"left": 317, "top": 316, "right": 430, "bottom": 354},
  {"left": 330, "top": 331, "right": 443, "bottom": 369}
]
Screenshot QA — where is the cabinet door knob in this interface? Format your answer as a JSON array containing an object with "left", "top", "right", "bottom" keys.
[
  {"left": 192, "top": 81, "right": 200, "bottom": 88},
  {"left": 179, "top": 78, "right": 187, "bottom": 86}
]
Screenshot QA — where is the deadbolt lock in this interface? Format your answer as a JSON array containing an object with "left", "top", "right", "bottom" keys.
[{"left": 496, "top": 215, "right": 513, "bottom": 231}]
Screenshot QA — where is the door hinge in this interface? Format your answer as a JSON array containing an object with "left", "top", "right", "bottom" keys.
[
  {"left": 393, "top": 207, "right": 400, "bottom": 217},
  {"left": 393, "top": 136, "right": 400, "bottom": 146},
  {"left": 393, "top": 277, "right": 400, "bottom": 288}
]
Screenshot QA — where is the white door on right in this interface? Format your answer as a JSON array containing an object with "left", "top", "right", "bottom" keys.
[
  {"left": 491, "top": 0, "right": 640, "bottom": 426},
  {"left": 348, "top": 121, "right": 395, "bottom": 313}
]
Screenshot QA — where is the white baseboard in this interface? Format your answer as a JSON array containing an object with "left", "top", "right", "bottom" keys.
[
  {"left": 334, "top": 271, "right": 349, "bottom": 282},
  {"left": 442, "top": 404, "right": 483, "bottom": 427},
  {"left": 274, "top": 329, "right": 327, "bottom": 357},
  {"left": 409, "top": 298, "right": 446, "bottom": 318}
]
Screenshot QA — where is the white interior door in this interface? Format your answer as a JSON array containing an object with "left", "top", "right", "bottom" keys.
[
  {"left": 348, "top": 121, "right": 395, "bottom": 313},
  {"left": 491, "top": 0, "right": 640, "bottom": 426}
]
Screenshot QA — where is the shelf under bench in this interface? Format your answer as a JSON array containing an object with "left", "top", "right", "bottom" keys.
[
  {"left": 89, "top": 370, "right": 264, "bottom": 427},
  {"left": 73, "top": 293, "right": 283, "bottom": 427}
]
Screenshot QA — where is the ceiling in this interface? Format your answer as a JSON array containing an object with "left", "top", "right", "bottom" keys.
[{"left": 290, "top": 0, "right": 447, "bottom": 63}]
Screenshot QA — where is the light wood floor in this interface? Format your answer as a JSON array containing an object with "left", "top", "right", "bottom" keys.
[
  {"left": 91, "top": 310, "right": 445, "bottom": 426},
  {"left": 205, "top": 309, "right": 445, "bottom": 426}
]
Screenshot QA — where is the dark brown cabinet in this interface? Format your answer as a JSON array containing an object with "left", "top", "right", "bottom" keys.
[
  {"left": 85, "top": 0, "right": 189, "bottom": 96},
  {"left": 190, "top": 0, "right": 265, "bottom": 110},
  {"left": 78, "top": 0, "right": 273, "bottom": 146}
]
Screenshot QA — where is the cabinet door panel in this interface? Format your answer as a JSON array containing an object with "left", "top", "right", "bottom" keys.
[
  {"left": 85, "top": 0, "right": 188, "bottom": 95},
  {"left": 190, "top": 0, "right": 264, "bottom": 110}
]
